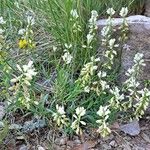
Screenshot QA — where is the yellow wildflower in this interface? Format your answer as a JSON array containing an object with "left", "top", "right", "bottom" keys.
[{"left": 18, "top": 39, "right": 28, "bottom": 49}]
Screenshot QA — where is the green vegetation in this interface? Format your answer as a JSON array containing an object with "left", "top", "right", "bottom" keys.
[{"left": 0, "top": 0, "right": 149, "bottom": 142}]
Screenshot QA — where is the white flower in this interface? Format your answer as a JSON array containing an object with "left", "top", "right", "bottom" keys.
[
  {"left": 106, "top": 8, "right": 115, "bottom": 16},
  {"left": 70, "top": 9, "right": 79, "bottom": 19},
  {"left": 27, "top": 15, "right": 35, "bottom": 25},
  {"left": 53, "top": 105, "right": 68, "bottom": 127},
  {"left": 0, "top": 17, "right": 6, "bottom": 24},
  {"left": 134, "top": 53, "right": 145, "bottom": 66},
  {"left": 10, "top": 76, "right": 21, "bottom": 83},
  {"left": 22, "top": 61, "right": 33, "bottom": 72},
  {"left": 88, "top": 10, "right": 98, "bottom": 32},
  {"left": 62, "top": 51, "right": 73, "bottom": 64},
  {"left": 101, "top": 26, "right": 110, "bottom": 37},
  {"left": 56, "top": 105, "right": 65, "bottom": 115},
  {"left": 119, "top": 7, "right": 128, "bottom": 17},
  {"left": 71, "top": 107, "right": 86, "bottom": 135},
  {"left": 97, "top": 105, "right": 110, "bottom": 117},
  {"left": 110, "top": 87, "right": 124, "bottom": 100},
  {"left": 18, "top": 28, "right": 26, "bottom": 35},
  {"left": 75, "top": 107, "right": 86, "bottom": 117},
  {"left": 53, "top": 46, "right": 57, "bottom": 52},
  {"left": 16, "top": 61, "right": 37, "bottom": 86},
  {"left": 89, "top": 10, "right": 98, "bottom": 23},
  {"left": 84, "top": 86, "right": 90, "bottom": 93},
  {"left": 108, "top": 39, "right": 116, "bottom": 49},
  {"left": 91, "top": 10, "right": 98, "bottom": 19},
  {"left": 91, "top": 56, "right": 100, "bottom": 62},
  {"left": 87, "top": 33, "right": 94, "bottom": 45},
  {"left": 64, "top": 43, "right": 72, "bottom": 49},
  {"left": 97, "top": 71, "right": 107, "bottom": 78},
  {"left": 100, "top": 80, "right": 109, "bottom": 91}
]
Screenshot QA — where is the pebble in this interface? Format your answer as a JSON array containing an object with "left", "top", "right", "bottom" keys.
[
  {"left": 60, "top": 137, "right": 67, "bottom": 145},
  {"left": 38, "top": 146, "right": 45, "bottom": 150},
  {"left": 109, "top": 140, "right": 117, "bottom": 147},
  {"left": 74, "top": 139, "right": 81, "bottom": 145},
  {"left": 19, "top": 145, "right": 28, "bottom": 150}
]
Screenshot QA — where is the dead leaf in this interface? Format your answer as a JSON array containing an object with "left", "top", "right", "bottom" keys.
[
  {"left": 85, "top": 140, "right": 97, "bottom": 149},
  {"left": 73, "top": 143, "right": 88, "bottom": 150},
  {"left": 110, "top": 122, "right": 120, "bottom": 129},
  {"left": 120, "top": 120, "right": 140, "bottom": 136}
]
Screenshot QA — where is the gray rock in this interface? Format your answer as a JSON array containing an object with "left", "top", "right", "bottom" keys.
[
  {"left": 97, "top": 15, "right": 150, "bottom": 83},
  {"left": 38, "top": 146, "right": 45, "bottom": 150},
  {"left": 120, "top": 120, "right": 140, "bottom": 136},
  {"left": 109, "top": 140, "right": 117, "bottom": 147},
  {"left": 19, "top": 145, "right": 28, "bottom": 150}
]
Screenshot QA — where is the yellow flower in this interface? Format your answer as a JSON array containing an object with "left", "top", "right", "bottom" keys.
[{"left": 18, "top": 39, "right": 28, "bottom": 49}]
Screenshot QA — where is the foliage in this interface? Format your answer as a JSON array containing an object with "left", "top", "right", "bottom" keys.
[{"left": 0, "top": 0, "right": 149, "bottom": 140}]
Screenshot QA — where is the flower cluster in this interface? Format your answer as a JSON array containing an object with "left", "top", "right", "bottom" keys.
[
  {"left": 62, "top": 43, "right": 73, "bottom": 64},
  {"left": 9, "top": 61, "right": 37, "bottom": 108},
  {"left": 119, "top": 7, "right": 128, "bottom": 17},
  {"left": 71, "top": 107, "right": 86, "bottom": 135},
  {"left": 70, "top": 9, "right": 81, "bottom": 33},
  {"left": 10, "top": 61, "right": 37, "bottom": 86},
  {"left": 83, "top": 10, "right": 98, "bottom": 48},
  {"left": 52, "top": 106, "right": 86, "bottom": 135},
  {"left": 18, "top": 14, "right": 35, "bottom": 49},
  {"left": 103, "top": 38, "right": 119, "bottom": 69},
  {"left": 76, "top": 56, "right": 100, "bottom": 87},
  {"left": 119, "top": 7, "right": 129, "bottom": 42},
  {"left": 106, "top": 8, "right": 115, "bottom": 16},
  {"left": 134, "top": 88, "right": 150, "bottom": 119},
  {"left": 52, "top": 105, "right": 69, "bottom": 127},
  {"left": 124, "top": 53, "right": 145, "bottom": 91},
  {"left": 90, "top": 70, "right": 109, "bottom": 95},
  {"left": 96, "top": 106, "right": 111, "bottom": 137},
  {"left": 109, "top": 86, "right": 124, "bottom": 109}
]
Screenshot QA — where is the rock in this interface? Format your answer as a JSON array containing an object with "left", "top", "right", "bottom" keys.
[
  {"left": 102, "top": 143, "right": 111, "bottom": 150},
  {"left": 59, "top": 137, "right": 67, "bottom": 145},
  {"left": 55, "top": 136, "right": 68, "bottom": 146},
  {"left": 97, "top": 15, "right": 150, "bottom": 83},
  {"left": 103, "top": 134, "right": 114, "bottom": 141},
  {"left": 38, "top": 146, "right": 45, "bottom": 150},
  {"left": 19, "top": 145, "right": 28, "bottom": 150},
  {"left": 74, "top": 139, "right": 81, "bottom": 145},
  {"left": 120, "top": 120, "right": 140, "bottom": 136},
  {"left": 73, "top": 143, "right": 89, "bottom": 150},
  {"left": 109, "top": 140, "right": 117, "bottom": 147},
  {"left": 67, "top": 141, "right": 74, "bottom": 147}
]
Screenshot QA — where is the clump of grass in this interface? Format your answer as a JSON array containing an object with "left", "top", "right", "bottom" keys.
[{"left": 0, "top": 0, "right": 149, "bottom": 141}]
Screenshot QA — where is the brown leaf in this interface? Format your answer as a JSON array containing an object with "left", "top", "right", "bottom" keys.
[
  {"left": 85, "top": 140, "right": 97, "bottom": 149},
  {"left": 110, "top": 122, "right": 120, "bottom": 129},
  {"left": 73, "top": 143, "right": 88, "bottom": 150}
]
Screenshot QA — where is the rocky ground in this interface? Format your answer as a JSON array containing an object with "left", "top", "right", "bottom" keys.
[{"left": 1, "top": 117, "right": 150, "bottom": 150}]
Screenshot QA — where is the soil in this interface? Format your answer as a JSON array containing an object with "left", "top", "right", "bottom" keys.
[{"left": 0, "top": 118, "right": 150, "bottom": 150}]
